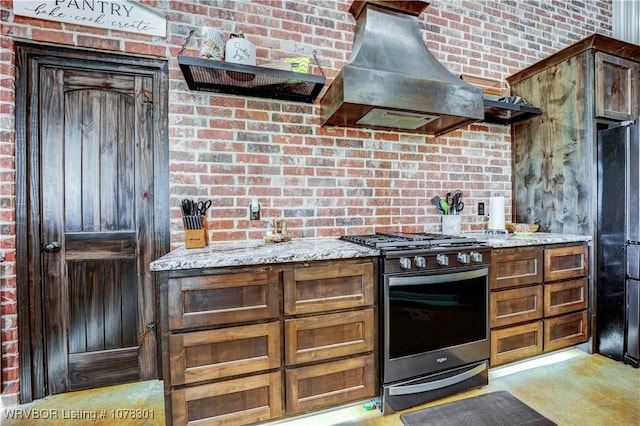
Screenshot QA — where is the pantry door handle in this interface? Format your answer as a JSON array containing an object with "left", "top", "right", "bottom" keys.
[{"left": 43, "top": 241, "right": 61, "bottom": 253}]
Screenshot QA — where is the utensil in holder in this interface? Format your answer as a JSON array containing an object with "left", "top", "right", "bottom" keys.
[{"left": 184, "top": 216, "right": 208, "bottom": 249}]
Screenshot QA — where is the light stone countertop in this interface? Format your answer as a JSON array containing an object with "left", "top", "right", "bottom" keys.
[
  {"left": 466, "top": 232, "right": 592, "bottom": 248},
  {"left": 149, "top": 237, "right": 380, "bottom": 272},
  {"left": 150, "top": 233, "right": 592, "bottom": 272}
]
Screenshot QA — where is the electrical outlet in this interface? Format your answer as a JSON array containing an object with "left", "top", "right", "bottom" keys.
[
  {"left": 478, "top": 202, "right": 485, "bottom": 215},
  {"left": 249, "top": 200, "right": 260, "bottom": 220}
]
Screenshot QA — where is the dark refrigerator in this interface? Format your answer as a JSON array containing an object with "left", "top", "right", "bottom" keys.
[{"left": 597, "top": 118, "right": 640, "bottom": 368}]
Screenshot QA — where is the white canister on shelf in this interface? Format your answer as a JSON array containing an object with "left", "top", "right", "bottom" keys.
[{"left": 225, "top": 33, "right": 256, "bottom": 66}]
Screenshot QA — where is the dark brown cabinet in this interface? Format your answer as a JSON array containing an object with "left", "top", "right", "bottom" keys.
[
  {"left": 161, "top": 258, "right": 377, "bottom": 425},
  {"left": 283, "top": 262, "right": 374, "bottom": 315},
  {"left": 510, "top": 34, "right": 640, "bottom": 235},
  {"left": 544, "top": 278, "right": 588, "bottom": 317},
  {"left": 490, "top": 285, "right": 543, "bottom": 328},
  {"left": 490, "top": 247, "right": 545, "bottom": 366},
  {"left": 284, "top": 309, "right": 375, "bottom": 365},
  {"left": 544, "top": 245, "right": 588, "bottom": 282},
  {"left": 509, "top": 34, "right": 634, "bottom": 360},
  {"left": 168, "top": 270, "right": 280, "bottom": 330},
  {"left": 171, "top": 372, "right": 283, "bottom": 426},
  {"left": 490, "top": 246, "right": 543, "bottom": 290},
  {"left": 491, "top": 321, "right": 544, "bottom": 366},
  {"left": 490, "top": 244, "right": 589, "bottom": 366},
  {"left": 544, "top": 311, "right": 589, "bottom": 352},
  {"left": 542, "top": 246, "right": 589, "bottom": 353},
  {"left": 285, "top": 354, "right": 375, "bottom": 414},
  {"left": 164, "top": 270, "right": 283, "bottom": 425},
  {"left": 283, "top": 261, "right": 377, "bottom": 415},
  {"left": 595, "top": 52, "right": 639, "bottom": 121},
  {"left": 169, "top": 321, "right": 281, "bottom": 385}
]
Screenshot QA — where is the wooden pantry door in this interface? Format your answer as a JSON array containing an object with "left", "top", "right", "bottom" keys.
[{"left": 15, "top": 43, "right": 169, "bottom": 401}]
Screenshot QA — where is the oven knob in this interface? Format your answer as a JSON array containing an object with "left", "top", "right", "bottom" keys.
[
  {"left": 436, "top": 254, "right": 449, "bottom": 266},
  {"left": 457, "top": 252, "right": 471, "bottom": 264},
  {"left": 399, "top": 257, "right": 412, "bottom": 270},
  {"left": 470, "top": 251, "right": 483, "bottom": 263},
  {"left": 414, "top": 256, "right": 427, "bottom": 268}
]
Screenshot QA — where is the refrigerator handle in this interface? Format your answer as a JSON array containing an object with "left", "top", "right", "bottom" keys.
[{"left": 628, "top": 242, "right": 640, "bottom": 281}]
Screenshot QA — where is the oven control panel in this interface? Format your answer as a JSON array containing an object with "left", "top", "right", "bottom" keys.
[{"left": 385, "top": 248, "right": 491, "bottom": 273}]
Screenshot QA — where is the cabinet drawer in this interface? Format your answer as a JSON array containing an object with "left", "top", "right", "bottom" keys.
[
  {"left": 490, "top": 321, "right": 543, "bottom": 367},
  {"left": 491, "top": 247, "right": 543, "bottom": 290},
  {"left": 544, "top": 278, "right": 588, "bottom": 317},
  {"left": 171, "top": 371, "right": 282, "bottom": 426},
  {"left": 285, "top": 354, "right": 375, "bottom": 415},
  {"left": 285, "top": 309, "right": 375, "bottom": 366},
  {"left": 169, "top": 321, "right": 281, "bottom": 385},
  {"left": 168, "top": 271, "right": 280, "bottom": 330},
  {"left": 490, "top": 285, "right": 543, "bottom": 328},
  {"left": 283, "top": 261, "right": 374, "bottom": 315},
  {"left": 544, "top": 245, "right": 588, "bottom": 282},
  {"left": 544, "top": 310, "right": 588, "bottom": 352}
]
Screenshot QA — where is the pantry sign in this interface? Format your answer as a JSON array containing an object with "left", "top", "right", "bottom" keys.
[{"left": 13, "top": 0, "right": 166, "bottom": 37}]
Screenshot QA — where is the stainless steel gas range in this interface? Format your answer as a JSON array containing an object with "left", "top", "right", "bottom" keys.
[{"left": 342, "top": 232, "right": 491, "bottom": 414}]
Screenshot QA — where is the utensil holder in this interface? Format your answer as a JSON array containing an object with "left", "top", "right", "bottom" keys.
[
  {"left": 442, "top": 215, "right": 462, "bottom": 236},
  {"left": 184, "top": 217, "right": 208, "bottom": 249}
]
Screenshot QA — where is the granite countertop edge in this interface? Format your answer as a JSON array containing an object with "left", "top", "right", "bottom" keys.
[
  {"left": 150, "top": 233, "right": 592, "bottom": 272},
  {"left": 149, "top": 237, "right": 380, "bottom": 272},
  {"left": 466, "top": 232, "right": 592, "bottom": 248}
]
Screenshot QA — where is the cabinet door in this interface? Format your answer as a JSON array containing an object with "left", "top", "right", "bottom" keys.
[
  {"left": 169, "top": 321, "right": 281, "bottom": 385},
  {"left": 283, "top": 261, "right": 374, "bottom": 315},
  {"left": 491, "top": 247, "right": 543, "bottom": 290},
  {"left": 168, "top": 271, "right": 280, "bottom": 330},
  {"left": 490, "top": 321, "right": 543, "bottom": 367},
  {"left": 285, "top": 309, "right": 375, "bottom": 366},
  {"left": 171, "top": 372, "right": 282, "bottom": 426},
  {"left": 544, "top": 278, "right": 588, "bottom": 317},
  {"left": 596, "top": 52, "right": 639, "bottom": 120},
  {"left": 490, "top": 285, "right": 543, "bottom": 328},
  {"left": 544, "top": 245, "right": 588, "bottom": 282},
  {"left": 285, "top": 354, "right": 375, "bottom": 415},
  {"left": 544, "top": 310, "right": 588, "bottom": 352}
]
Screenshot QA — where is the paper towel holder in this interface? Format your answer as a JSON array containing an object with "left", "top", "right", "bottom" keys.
[
  {"left": 486, "top": 229, "right": 508, "bottom": 238},
  {"left": 486, "top": 194, "right": 508, "bottom": 238}
]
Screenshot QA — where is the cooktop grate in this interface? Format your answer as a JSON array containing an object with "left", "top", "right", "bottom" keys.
[{"left": 342, "top": 232, "right": 480, "bottom": 250}]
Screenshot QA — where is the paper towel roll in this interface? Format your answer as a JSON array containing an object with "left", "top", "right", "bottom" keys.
[{"left": 489, "top": 196, "right": 506, "bottom": 230}]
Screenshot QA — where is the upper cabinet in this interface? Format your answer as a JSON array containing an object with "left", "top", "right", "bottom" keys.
[
  {"left": 508, "top": 34, "right": 640, "bottom": 235},
  {"left": 595, "top": 52, "right": 639, "bottom": 120}
]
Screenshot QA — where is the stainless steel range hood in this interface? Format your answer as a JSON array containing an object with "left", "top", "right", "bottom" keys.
[{"left": 320, "top": 1, "right": 484, "bottom": 136}]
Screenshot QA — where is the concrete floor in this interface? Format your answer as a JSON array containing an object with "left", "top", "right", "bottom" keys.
[
  {"left": 1, "top": 349, "right": 638, "bottom": 425},
  {"left": 0, "top": 380, "right": 164, "bottom": 426}
]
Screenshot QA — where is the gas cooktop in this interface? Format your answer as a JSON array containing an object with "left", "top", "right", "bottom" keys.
[{"left": 342, "top": 232, "right": 482, "bottom": 250}]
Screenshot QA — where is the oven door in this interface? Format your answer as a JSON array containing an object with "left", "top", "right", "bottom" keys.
[{"left": 383, "top": 267, "right": 490, "bottom": 384}]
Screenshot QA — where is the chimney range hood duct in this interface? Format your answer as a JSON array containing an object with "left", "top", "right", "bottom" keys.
[{"left": 320, "top": 1, "right": 484, "bottom": 136}]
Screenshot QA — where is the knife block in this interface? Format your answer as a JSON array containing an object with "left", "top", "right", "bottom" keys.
[{"left": 184, "top": 217, "right": 208, "bottom": 249}]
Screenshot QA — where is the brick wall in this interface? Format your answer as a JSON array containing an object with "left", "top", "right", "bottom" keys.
[{"left": 0, "top": 0, "right": 611, "bottom": 406}]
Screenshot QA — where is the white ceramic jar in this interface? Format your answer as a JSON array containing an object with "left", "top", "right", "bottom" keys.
[{"left": 224, "top": 34, "right": 256, "bottom": 66}]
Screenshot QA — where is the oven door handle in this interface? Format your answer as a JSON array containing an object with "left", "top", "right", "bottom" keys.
[
  {"left": 388, "top": 362, "right": 487, "bottom": 396},
  {"left": 388, "top": 268, "right": 488, "bottom": 287}
]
